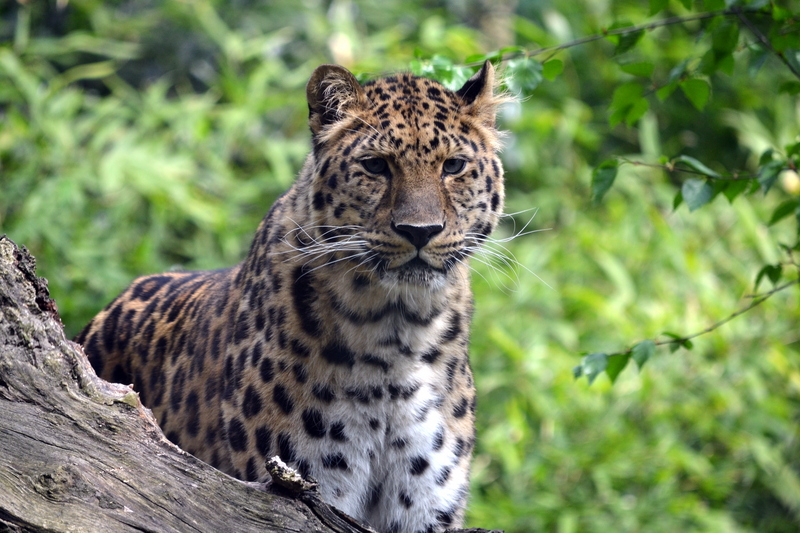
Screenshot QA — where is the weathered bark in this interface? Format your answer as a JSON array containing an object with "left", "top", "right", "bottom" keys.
[{"left": 0, "top": 235, "right": 502, "bottom": 533}]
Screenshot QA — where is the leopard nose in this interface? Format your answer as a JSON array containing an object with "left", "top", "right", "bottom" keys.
[{"left": 391, "top": 222, "right": 444, "bottom": 249}]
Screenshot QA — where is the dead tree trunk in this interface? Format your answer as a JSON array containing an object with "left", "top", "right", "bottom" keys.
[{"left": 0, "top": 235, "right": 501, "bottom": 533}]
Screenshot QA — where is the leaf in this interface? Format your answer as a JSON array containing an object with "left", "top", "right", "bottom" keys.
[
  {"left": 506, "top": 57, "right": 543, "bottom": 93},
  {"left": 772, "top": 31, "right": 800, "bottom": 53},
  {"left": 465, "top": 53, "right": 488, "bottom": 64},
  {"left": 620, "top": 61, "right": 654, "bottom": 78},
  {"left": 542, "top": 59, "right": 563, "bottom": 81},
  {"left": 783, "top": 49, "right": 800, "bottom": 75},
  {"left": 656, "top": 83, "right": 677, "bottom": 101},
  {"left": 572, "top": 365, "right": 583, "bottom": 379},
  {"left": 667, "top": 60, "right": 689, "bottom": 85},
  {"left": 673, "top": 190, "right": 683, "bottom": 210},
  {"left": 701, "top": 47, "right": 735, "bottom": 77},
  {"left": 662, "top": 332, "right": 684, "bottom": 353},
  {"left": 678, "top": 0, "right": 691, "bottom": 8},
  {"left": 609, "top": 82, "right": 643, "bottom": 127},
  {"left": 773, "top": 3, "right": 793, "bottom": 21},
  {"left": 715, "top": 53, "right": 735, "bottom": 76},
  {"left": 712, "top": 20, "right": 739, "bottom": 53},
  {"left": 52, "top": 61, "right": 119, "bottom": 91},
  {"left": 497, "top": 46, "right": 524, "bottom": 57},
  {"left": 768, "top": 199, "right": 800, "bottom": 226},
  {"left": 748, "top": 45, "right": 770, "bottom": 76},
  {"left": 755, "top": 264, "right": 783, "bottom": 290},
  {"left": 625, "top": 97, "right": 649, "bottom": 126},
  {"left": 611, "top": 82, "right": 643, "bottom": 107},
  {"left": 711, "top": 178, "right": 728, "bottom": 199},
  {"left": 674, "top": 155, "right": 722, "bottom": 178},
  {"left": 649, "top": 0, "right": 669, "bottom": 15},
  {"left": 779, "top": 81, "right": 800, "bottom": 95},
  {"left": 591, "top": 160, "right": 619, "bottom": 204},
  {"left": 682, "top": 178, "right": 713, "bottom": 211},
  {"left": 631, "top": 340, "right": 655, "bottom": 369},
  {"left": 758, "top": 160, "right": 785, "bottom": 194},
  {"left": 722, "top": 179, "right": 751, "bottom": 203},
  {"left": 680, "top": 79, "right": 710, "bottom": 111},
  {"left": 613, "top": 28, "right": 644, "bottom": 55},
  {"left": 27, "top": 33, "right": 141, "bottom": 60},
  {"left": 605, "top": 353, "right": 630, "bottom": 383},
  {"left": 582, "top": 353, "right": 608, "bottom": 385}
]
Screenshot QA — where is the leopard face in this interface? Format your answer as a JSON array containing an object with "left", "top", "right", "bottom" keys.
[{"left": 300, "top": 65, "right": 505, "bottom": 293}]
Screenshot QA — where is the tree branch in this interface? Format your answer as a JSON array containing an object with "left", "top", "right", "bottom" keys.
[
  {"left": 733, "top": 7, "right": 800, "bottom": 81},
  {"left": 617, "top": 157, "right": 785, "bottom": 181},
  {"left": 465, "top": 7, "right": 767, "bottom": 67},
  {"left": 464, "top": 5, "right": 800, "bottom": 86},
  {"left": 606, "top": 277, "right": 800, "bottom": 358}
]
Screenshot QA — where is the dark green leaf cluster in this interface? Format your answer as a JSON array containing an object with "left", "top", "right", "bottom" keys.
[
  {"left": 573, "top": 340, "right": 660, "bottom": 385},
  {"left": 571, "top": 3, "right": 800, "bottom": 372}
]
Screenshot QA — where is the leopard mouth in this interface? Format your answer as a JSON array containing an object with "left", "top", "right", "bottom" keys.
[
  {"left": 395, "top": 255, "right": 446, "bottom": 273},
  {"left": 381, "top": 256, "right": 444, "bottom": 286},
  {"left": 366, "top": 251, "right": 451, "bottom": 286},
  {"left": 400, "top": 256, "right": 433, "bottom": 270}
]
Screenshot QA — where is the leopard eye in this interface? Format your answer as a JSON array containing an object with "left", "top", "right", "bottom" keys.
[
  {"left": 442, "top": 158, "right": 467, "bottom": 175},
  {"left": 361, "top": 157, "right": 388, "bottom": 175}
]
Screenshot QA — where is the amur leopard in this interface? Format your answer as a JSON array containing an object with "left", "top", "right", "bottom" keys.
[{"left": 76, "top": 61, "right": 506, "bottom": 533}]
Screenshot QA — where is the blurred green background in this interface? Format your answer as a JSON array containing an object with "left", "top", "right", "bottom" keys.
[{"left": 1, "top": 1, "right": 799, "bottom": 531}]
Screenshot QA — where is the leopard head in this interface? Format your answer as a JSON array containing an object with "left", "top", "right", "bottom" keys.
[{"left": 301, "top": 62, "right": 506, "bottom": 290}]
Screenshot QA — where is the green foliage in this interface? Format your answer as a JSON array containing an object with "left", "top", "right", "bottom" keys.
[
  {"left": 506, "top": 56, "right": 543, "bottom": 93},
  {"left": 682, "top": 178, "right": 714, "bottom": 211},
  {"left": 591, "top": 159, "right": 619, "bottom": 204},
  {"left": 609, "top": 81, "right": 648, "bottom": 126},
  {"left": 631, "top": 340, "right": 656, "bottom": 369},
  {"left": 2, "top": 0, "right": 800, "bottom": 532},
  {"left": 680, "top": 78, "right": 710, "bottom": 111}
]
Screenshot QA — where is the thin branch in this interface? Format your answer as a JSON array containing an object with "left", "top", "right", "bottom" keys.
[
  {"left": 607, "top": 277, "right": 800, "bottom": 358},
  {"left": 733, "top": 7, "right": 800, "bottom": 81},
  {"left": 465, "top": 7, "right": 765, "bottom": 67},
  {"left": 656, "top": 278, "right": 799, "bottom": 346},
  {"left": 462, "top": 5, "right": 800, "bottom": 85},
  {"left": 618, "top": 158, "right": 763, "bottom": 181}
]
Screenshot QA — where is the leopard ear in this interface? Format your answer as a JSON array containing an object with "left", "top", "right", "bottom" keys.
[
  {"left": 456, "top": 60, "right": 499, "bottom": 127},
  {"left": 306, "top": 64, "right": 369, "bottom": 135}
]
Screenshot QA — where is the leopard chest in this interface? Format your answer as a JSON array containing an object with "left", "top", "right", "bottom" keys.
[
  {"left": 222, "top": 273, "right": 475, "bottom": 525},
  {"left": 287, "top": 310, "right": 474, "bottom": 528}
]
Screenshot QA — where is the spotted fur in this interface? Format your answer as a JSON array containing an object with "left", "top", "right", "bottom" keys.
[{"left": 76, "top": 62, "right": 506, "bottom": 533}]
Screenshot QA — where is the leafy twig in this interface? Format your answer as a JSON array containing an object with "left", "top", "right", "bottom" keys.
[
  {"left": 465, "top": 5, "right": 800, "bottom": 88},
  {"left": 578, "top": 276, "right": 798, "bottom": 383},
  {"left": 733, "top": 6, "right": 800, "bottom": 81},
  {"left": 608, "top": 277, "right": 800, "bottom": 358},
  {"left": 618, "top": 158, "right": 761, "bottom": 181},
  {"left": 465, "top": 7, "right": 765, "bottom": 67}
]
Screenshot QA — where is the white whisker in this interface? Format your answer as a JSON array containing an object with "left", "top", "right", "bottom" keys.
[{"left": 465, "top": 252, "right": 520, "bottom": 292}]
